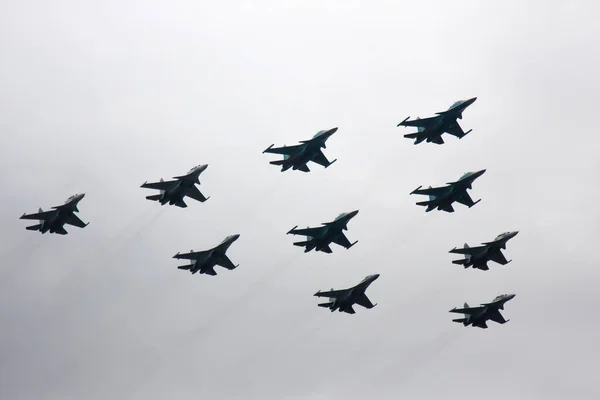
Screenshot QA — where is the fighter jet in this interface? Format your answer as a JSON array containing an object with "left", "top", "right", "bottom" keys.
[
  {"left": 410, "top": 169, "right": 486, "bottom": 213},
  {"left": 262, "top": 127, "right": 338, "bottom": 172},
  {"left": 19, "top": 193, "right": 88, "bottom": 235},
  {"left": 450, "top": 231, "right": 519, "bottom": 270},
  {"left": 173, "top": 234, "right": 240, "bottom": 276},
  {"left": 397, "top": 97, "right": 477, "bottom": 145},
  {"left": 141, "top": 164, "right": 209, "bottom": 208},
  {"left": 287, "top": 210, "right": 359, "bottom": 253},
  {"left": 449, "top": 294, "right": 516, "bottom": 329},
  {"left": 314, "top": 274, "right": 380, "bottom": 314}
]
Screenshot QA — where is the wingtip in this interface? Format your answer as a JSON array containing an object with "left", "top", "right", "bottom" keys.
[
  {"left": 287, "top": 225, "right": 298, "bottom": 235},
  {"left": 173, "top": 252, "right": 180, "bottom": 259},
  {"left": 262, "top": 144, "right": 274, "bottom": 154},
  {"left": 410, "top": 185, "right": 423, "bottom": 195},
  {"left": 397, "top": 116, "right": 410, "bottom": 127}
]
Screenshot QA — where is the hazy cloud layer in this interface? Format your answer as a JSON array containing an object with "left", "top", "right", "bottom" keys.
[{"left": 1, "top": 1, "right": 599, "bottom": 399}]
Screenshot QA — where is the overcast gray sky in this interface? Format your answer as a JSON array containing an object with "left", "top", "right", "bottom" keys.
[{"left": 1, "top": 1, "right": 599, "bottom": 399}]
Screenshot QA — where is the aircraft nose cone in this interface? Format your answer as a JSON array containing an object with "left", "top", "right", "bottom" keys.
[
  {"left": 78, "top": 193, "right": 86, "bottom": 199},
  {"left": 200, "top": 164, "right": 209, "bottom": 171},
  {"left": 507, "top": 294, "right": 516, "bottom": 300},
  {"left": 231, "top": 234, "right": 240, "bottom": 241},
  {"left": 348, "top": 210, "right": 359, "bottom": 218},
  {"left": 371, "top": 273, "right": 380, "bottom": 280},
  {"left": 328, "top": 127, "right": 338, "bottom": 134}
]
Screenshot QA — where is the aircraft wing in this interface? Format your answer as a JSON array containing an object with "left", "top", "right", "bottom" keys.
[
  {"left": 487, "top": 309, "right": 507, "bottom": 324},
  {"left": 141, "top": 180, "right": 179, "bottom": 191},
  {"left": 65, "top": 214, "right": 88, "bottom": 228},
  {"left": 454, "top": 191, "right": 477, "bottom": 207},
  {"left": 398, "top": 116, "right": 440, "bottom": 128},
  {"left": 310, "top": 151, "right": 334, "bottom": 168},
  {"left": 445, "top": 123, "right": 466, "bottom": 138},
  {"left": 489, "top": 251, "right": 510, "bottom": 265},
  {"left": 20, "top": 210, "right": 58, "bottom": 221},
  {"left": 354, "top": 294, "right": 375, "bottom": 309},
  {"left": 449, "top": 245, "right": 488, "bottom": 255},
  {"left": 263, "top": 144, "right": 303, "bottom": 155},
  {"left": 314, "top": 288, "right": 350, "bottom": 299},
  {"left": 174, "top": 250, "right": 211, "bottom": 260},
  {"left": 216, "top": 255, "right": 238, "bottom": 270},
  {"left": 288, "top": 225, "right": 326, "bottom": 237},
  {"left": 332, "top": 233, "right": 352, "bottom": 248},
  {"left": 186, "top": 185, "right": 209, "bottom": 202},
  {"left": 410, "top": 185, "right": 449, "bottom": 197},
  {"left": 449, "top": 305, "right": 486, "bottom": 315}
]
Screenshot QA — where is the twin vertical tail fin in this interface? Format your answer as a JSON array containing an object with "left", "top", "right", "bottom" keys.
[
  {"left": 26, "top": 208, "right": 45, "bottom": 231},
  {"left": 428, "top": 187, "right": 436, "bottom": 202},
  {"left": 452, "top": 302, "right": 470, "bottom": 325},
  {"left": 318, "top": 289, "right": 336, "bottom": 310},
  {"left": 451, "top": 243, "right": 472, "bottom": 268}
]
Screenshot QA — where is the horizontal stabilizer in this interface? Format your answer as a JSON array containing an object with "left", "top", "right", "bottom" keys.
[
  {"left": 452, "top": 259, "right": 467, "bottom": 265},
  {"left": 404, "top": 132, "right": 420, "bottom": 139},
  {"left": 146, "top": 194, "right": 162, "bottom": 201},
  {"left": 293, "top": 240, "right": 311, "bottom": 247},
  {"left": 177, "top": 265, "right": 192, "bottom": 270},
  {"left": 416, "top": 200, "right": 432, "bottom": 207},
  {"left": 452, "top": 318, "right": 469, "bottom": 324},
  {"left": 318, "top": 302, "right": 334, "bottom": 308},
  {"left": 25, "top": 224, "right": 42, "bottom": 231},
  {"left": 269, "top": 160, "right": 286, "bottom": 166}
]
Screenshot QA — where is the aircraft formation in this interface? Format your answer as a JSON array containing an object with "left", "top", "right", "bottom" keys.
[{"left": 19, "top": 97, "right": 518, "bottom": 328}]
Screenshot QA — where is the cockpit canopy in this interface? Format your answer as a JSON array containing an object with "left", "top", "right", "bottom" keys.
[{"left": 448, "top": 100, "right": 465, "bottom": 110}]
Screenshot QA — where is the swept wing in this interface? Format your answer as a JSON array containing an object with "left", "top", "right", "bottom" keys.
[
  {"left": 489, "top": 251, "right": 510, "bottom": 265},
  {"left": 216, "top": 255, "right": 238, "bottom": 270},
  {"left": 449, "top": 305, "right": 486, "bottom": 315},
  {"left": 65, "top": 214, "right": 88, "bottom": 228},
  {"left": 449, "top": 245, "right": 487, "bottom": 255},
  {"left": 263, "top": 144, "right": 303, "bottom": 155},
  {"left": 20, "top": 210, "right": 57, "bottom": 221},
  {"left": 186, "top": 186, "right": 209, "bottom": 202},
  {"left": 141, "top": 180, "right": 179, "bottom": 191},
  {"left": 288, "top": 226, "right": 327, "bottom": 237},
  {"left": 314, "top": 288, "right": 349, "bottom": 299},
  {"left": 174, "top": 250, "right": 211, "bottom": 260},
  {"left": 398, "top": 116, "right": 440, "bottom": 128},
  {"left": 354, "top": 294, "right": 375, "bottom": 309},
  {"left": 411, "top": 185, "right": 449, "bottom": 197}
]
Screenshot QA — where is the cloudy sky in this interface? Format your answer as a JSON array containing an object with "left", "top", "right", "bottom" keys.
[{"left": 1, "top": 1, "right": 599, "bottom": 399}]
